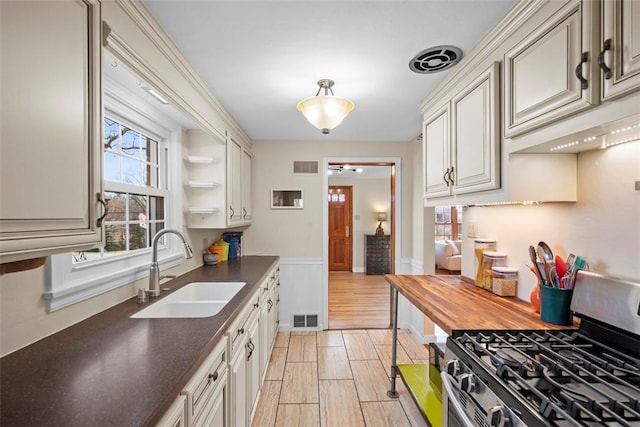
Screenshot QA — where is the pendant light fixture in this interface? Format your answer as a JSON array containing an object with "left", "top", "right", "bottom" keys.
[{"left": 297, "top": 79, "right": 354, "bottom": 134}]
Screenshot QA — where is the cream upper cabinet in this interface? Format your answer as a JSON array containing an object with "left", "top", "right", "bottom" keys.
[
  {"left": 0, "top": 0, "right": 103, "bottom": 263},
  {"left": 504, "top": 0, "right": 599, "bottom": 138},
  {"left": 424, "top": 62, "right": 500, "bottom": 199},
  {"left": 227, "top": 136, "right": 243, "bottom": 226},
  {"left": 451, "top": 62, "right": 500, "bottom": 195},
  {"left": 226, "top": 134, "right": 252, "bottom": 227},
  {"left": 241, "top": 149, "right": 252, "bottom": 223},
  {"left": 600, "top": 0, "right": 640, "bottom": 100},
  {"left": 423, "top": 105, "right": 451, "bottom": 198}
]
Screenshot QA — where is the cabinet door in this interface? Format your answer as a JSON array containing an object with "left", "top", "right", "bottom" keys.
[
  {"left": 246, "top": 314, "right": 261, "bottom": 418},
  {"left": 226, "top": 136, "right": 243, "bottom": 225},
  {"left": 423, "top": 104, "right": 451, "bottom": 198},
  {"left": 195, "top": 377, "right": 227, "bottom": 427},
  {"left": 0, "top": 0, "right": 103, "bottom": 262},
  {"left": 156, "top": 395, "right": 186, "bottom": 427},
  {"left": 504, "top": 0, "right": 598, "bottom": 137},
  {"left": 601, "top": 0, "right": 640, "bottom": 100},
  {"left": 241, "top": 149, "right": 252, "bottom": 224},
  {"left": 230, "top": 343, "right": 248, "bottom": 427},
  {"left": 451, "top": 62, "right": 500, "bottom": 195}
]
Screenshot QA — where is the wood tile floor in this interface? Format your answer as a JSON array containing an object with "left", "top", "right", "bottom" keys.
[{"left": 251, "top": 329, "right": 430, "bottom": 427}]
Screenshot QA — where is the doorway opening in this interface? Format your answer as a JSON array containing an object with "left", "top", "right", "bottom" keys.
[{"left": 324, "top": 160, "right": 398, "bottom": 330}]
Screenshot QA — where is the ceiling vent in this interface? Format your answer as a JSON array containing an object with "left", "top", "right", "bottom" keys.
[{"left": 409, "top": 45, "right": 463, "bottom": 74}]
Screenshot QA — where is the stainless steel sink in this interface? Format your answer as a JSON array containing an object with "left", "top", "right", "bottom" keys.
[{"left": 131, "top": 281, "right": 246, "bottom": 318}]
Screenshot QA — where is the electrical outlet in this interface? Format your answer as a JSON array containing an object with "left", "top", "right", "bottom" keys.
[{"left": 467, "top": 222, "right": 478, "bottom": 238}]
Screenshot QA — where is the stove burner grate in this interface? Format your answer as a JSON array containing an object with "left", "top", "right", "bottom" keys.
[{"left": 455, "top": 330, "right": 640, "bottom": 425}]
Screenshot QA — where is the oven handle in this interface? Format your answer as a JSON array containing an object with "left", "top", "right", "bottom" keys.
[{"left": 441, "top": 371, "right": 475, "bottom": 427}]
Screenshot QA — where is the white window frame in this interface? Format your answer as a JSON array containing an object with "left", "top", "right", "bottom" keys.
[{"left": 45, "top": 87, "right": 185, "bottom": 312}]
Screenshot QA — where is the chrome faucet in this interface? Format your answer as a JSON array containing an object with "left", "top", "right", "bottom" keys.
[{"left": 148, "top": 229, "right": 193, "bottom": 297}]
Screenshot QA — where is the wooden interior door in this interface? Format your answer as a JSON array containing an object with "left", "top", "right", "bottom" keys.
[{"left": 328, "top": 186, "right": 352, "bottom": 271}]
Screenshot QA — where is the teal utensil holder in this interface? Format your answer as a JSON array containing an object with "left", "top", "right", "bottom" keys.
[{"left": 539, "top": 284, "right": 574, "bottom": 325}]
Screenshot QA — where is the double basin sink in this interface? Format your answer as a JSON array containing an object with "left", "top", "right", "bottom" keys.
[{"left": 131, "top": 281, "right": 246, "bottom": 318}]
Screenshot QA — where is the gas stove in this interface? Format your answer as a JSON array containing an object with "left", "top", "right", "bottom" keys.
[{"left": 442, "top": 272, "right": 640, "bottom": 427}]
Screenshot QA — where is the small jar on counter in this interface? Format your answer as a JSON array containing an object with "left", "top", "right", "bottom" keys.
[
  {"left": 481, "top": 251, "right": 507, "bottom": 290},
  {"left": 491, "top": 267, "right": 518, "bottom": 296}
]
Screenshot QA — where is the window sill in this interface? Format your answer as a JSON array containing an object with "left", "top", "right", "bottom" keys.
[{"left": 45, "top": 251, "right": 183, "bottom": 312}]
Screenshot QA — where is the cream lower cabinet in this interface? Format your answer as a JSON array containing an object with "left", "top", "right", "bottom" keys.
[
  {"left": 601, "top": 0, "right": 640, "bottom": 100},
  {"left": 0, "top": 0, "right": 104, "bottom": 263},
  {"left": 424, "top": 62, "right": 500, "bottom": 199},
  {"left": 180, "top": 336, "right": 228, "bottom": 427},
  {"left": 156, "top": 395, "right": 187, "bottom": 427},
  {"left": 227, "top": 291, "right": 260, "bottom": 427},
  {"left": 259, "top": 266, "right": 279, "bottom": 381}
]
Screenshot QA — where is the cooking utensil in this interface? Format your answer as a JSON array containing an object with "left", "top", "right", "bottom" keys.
[
  {"left": 529, "top": 245, "right": 548, "bottom": 286},
  {"left": 555, "top": 256, "right": 568, "bottom": 288},
  {"left": 537, "top": 243, "right": 559, "bottom": 287}
]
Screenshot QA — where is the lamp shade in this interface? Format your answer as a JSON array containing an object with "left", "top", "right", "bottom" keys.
[
  {"left": 377, "top": 212, "right": 387, "bottom": 222},
  {"left": 297, "top": 95, "right": 354, "bottom": 134},
  {"left": 297, "top": 79, "right": 354, "bottom": 134}
]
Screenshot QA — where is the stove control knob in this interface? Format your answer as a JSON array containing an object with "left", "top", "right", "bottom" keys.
[
  {"left": 458, "top": 373, "right": 476, "bottom": 393},
  {"left": 445, "top": 359, "right": 461, "bottom": 376},
  {"left": 487, "top": 405, "right": 511, "bottom": 427}
]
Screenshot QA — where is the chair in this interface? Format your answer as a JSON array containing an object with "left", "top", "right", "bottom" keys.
[{"left": 435, "top": 240, "right": 461, "bottom": 271}]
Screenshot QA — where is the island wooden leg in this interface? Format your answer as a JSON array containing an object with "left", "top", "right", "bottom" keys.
[{"left": 387, "top": 286, "right": 399, "bottom": 398}]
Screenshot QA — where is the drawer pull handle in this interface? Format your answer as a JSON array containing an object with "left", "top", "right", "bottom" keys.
[
  {"left": 267, "top": 299, "right": 273, "bottom": 312},
  {"left": 238, "top": 327, "right": 245, "bottom": 335},
  {"left": 443, "top": 167, "right": 450, "bottom": 187},
  {"left": 575, "top": 51, "right": 589, "bottom": 90},
  {"left": 96, "top": 193, "right": 109, "bottom": 227},
  {"left": 599, "top": 39, "right": 612, "bottom": 80},
  {"left": 229, "top": 206, "right": 235, "bottom": 220},
  {"left": 253, "top": 302, "right": 259, "bottom": 309},
  {"left": 246, "top": 339, "right": 255, "bottom": 360},
  {"left": 208, "top": 371, "right": 218, "bottom": 383}
]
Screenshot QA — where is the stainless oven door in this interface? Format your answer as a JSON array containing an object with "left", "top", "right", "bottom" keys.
[{"left": 441, "top": 371, "right": 475, "bottom": 427}]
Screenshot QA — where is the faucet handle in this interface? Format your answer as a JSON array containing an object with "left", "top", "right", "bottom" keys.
[{"left": 161, "top": 274, "right": 177, "bottom": 280}]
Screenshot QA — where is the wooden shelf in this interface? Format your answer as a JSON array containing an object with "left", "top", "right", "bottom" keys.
[{"left": 397, "top": 364, "right": 442, "bottom": 427}]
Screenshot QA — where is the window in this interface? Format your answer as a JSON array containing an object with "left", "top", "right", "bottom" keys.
[
  {"left": 72, "top": 118, "right": 167, "bottom": 263},
  {"left": 46, "top": 83, "right": 185, "bottom": 311},
  {"left": 435, "top": 206, "right": 462, "bottom": 241}
]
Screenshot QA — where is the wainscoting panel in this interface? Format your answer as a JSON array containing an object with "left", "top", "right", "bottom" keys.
[{"left": 278, "top": 258, "right": 324, "bottom": 330}]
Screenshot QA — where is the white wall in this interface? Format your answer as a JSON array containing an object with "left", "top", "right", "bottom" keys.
[
  {"left": 328, "top": 176, "right": 391, "bottom": 271},
  {"left": 461, "top": 142, "right": 640, "bottom": 301}
]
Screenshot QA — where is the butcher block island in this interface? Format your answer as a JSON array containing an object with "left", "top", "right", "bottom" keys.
[
  {"left": 383, "top": 274, "right": 578, "bottom": 427},
  {"left": 386, "top": 274, "right": 577, "bottom": 334}
]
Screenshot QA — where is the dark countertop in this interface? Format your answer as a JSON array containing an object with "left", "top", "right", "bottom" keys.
[
  {"left": 0, "top": 256, "right": 279, "bottom": 427},
  {"left": 385, "top": 274, "right": 578, "bottom": 335}
]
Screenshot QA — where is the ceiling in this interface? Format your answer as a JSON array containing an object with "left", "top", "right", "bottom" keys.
[{"left": 142, "top": 0, "right": 516, "bottom": 142}]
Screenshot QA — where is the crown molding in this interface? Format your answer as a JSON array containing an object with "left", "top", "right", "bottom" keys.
[{"left": 112, "top": 0, "right": 251, "bottom": 146}]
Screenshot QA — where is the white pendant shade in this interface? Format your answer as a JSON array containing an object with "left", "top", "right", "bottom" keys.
[{"left": 297, "top": 79, "right": 354, "bottom": 134}]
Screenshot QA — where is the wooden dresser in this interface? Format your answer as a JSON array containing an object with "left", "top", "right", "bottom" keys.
[{"left": 364, "top": 234, "right": 390, "bottom": 275}]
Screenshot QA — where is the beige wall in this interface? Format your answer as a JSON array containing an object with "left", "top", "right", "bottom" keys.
[
  {"left": 243, "top": 139, "right": 415, "bottom": 260},
  {"left": 461, "top": 142, "right": 640, "bottom": 301},
  {"left": 328, "top": 176, "right": 391, "bottom": 271}
]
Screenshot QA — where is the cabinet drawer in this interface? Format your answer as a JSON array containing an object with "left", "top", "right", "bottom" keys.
[
  {"left": 227, "top": 291, "right": 260, "bottom": 356},
  {"left": 181, "top": 336, "right": 227, "bottom": 423}
]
